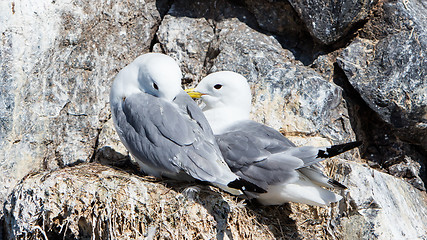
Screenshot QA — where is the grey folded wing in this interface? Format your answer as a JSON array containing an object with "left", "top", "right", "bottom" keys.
[
  {"left": 216, "top": 121, "right": 305, "bottom": 189},
  {"left": 115, "top": 91, "right": 229, "bottom": 182}
]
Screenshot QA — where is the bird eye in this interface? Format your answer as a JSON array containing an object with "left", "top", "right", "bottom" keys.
[
  {"left": 153, "top": 82, "right": 159, "bottom": 90},
  {"left": 214, "top": 84, "right": 222, "bottom": 90}
]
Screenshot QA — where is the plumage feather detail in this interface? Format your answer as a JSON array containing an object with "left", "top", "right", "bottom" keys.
[
  {"left": 228, "top": 178, "right": 268, "bottom": 193},
  {"left": 328, "top": 179, "right": 347, "bottom": 189},
  {"left": 298, "top": 166, "right": 347, "bottom": 189},
  {"left": 257, "top": 174, "right": 343, "bottom": 206},
  {"left": 317, "top": 141, "right": 362, "bottom": 158}
]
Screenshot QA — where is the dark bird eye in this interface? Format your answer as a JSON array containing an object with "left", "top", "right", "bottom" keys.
[
  {"left": 153, "top": 82, "right": 159, "bottom": 90},
  {"left": 214, "top": 84, "right": 222, "bottom": 90}
]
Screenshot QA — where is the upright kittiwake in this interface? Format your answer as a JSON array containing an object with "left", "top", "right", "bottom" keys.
[
  {"left": 109, "top": 54, "right": 266, "bottom": 195},
  {"left": 186, "top": 71, "right": 361, "bottom": 206}
]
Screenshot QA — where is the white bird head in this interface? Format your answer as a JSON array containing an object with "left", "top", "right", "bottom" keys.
[
  {"left": 186, "top": 71, "right": 252, "bottom": 134},
  {"left": 188, "top": 71, "right": 252, "bottom": 112},
  {"left": 110, "top": 53, "right": 183, "bottom": 105}
]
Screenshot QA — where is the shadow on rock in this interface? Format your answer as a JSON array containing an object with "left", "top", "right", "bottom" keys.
[
  {"left": 94, "top": 146, "right": 130, "bottom": 166},
  {"left": 154, "top": 0, "right": 318, "bottom": 65}
]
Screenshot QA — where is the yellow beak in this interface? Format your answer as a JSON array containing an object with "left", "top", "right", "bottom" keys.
[{"left": 185, "top": 88, "right": 203, "bottom": 98}]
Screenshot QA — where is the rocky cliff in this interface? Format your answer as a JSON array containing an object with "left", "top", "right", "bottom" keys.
[{"left": 1, "top": 0, "right": 426, "bottom": 239}]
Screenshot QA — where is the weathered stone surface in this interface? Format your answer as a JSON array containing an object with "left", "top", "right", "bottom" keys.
[
  {"left": 154, "top": 1, "right": 427, "bottom": 238},
  {"left": 156, "top": 3, "right": 216, "bottom": 83},
  {"left": 0, "top": 0, "right": 169, "bottom": 216},
  {"left": 244, "top": 0, "right": 302, "bottom": 36},
  {"left": 338, "top": 36, "right": 426, "bottom": 146},
  {"left": 338, "top": 0, "right": 427, "bottom": 144},
  {"left": 359, "top": 0, "right": 426, "bottom": 41},
  {"left": 243, "top": 0, "right": 322, "bottom": 65},
  {"left": 213, "top": 21, "right": 355, "bottom": 145},
  {"left": 330, "top": 0, "right": 427, "bottom": 191},
  {"left": 287, "top": 0, "right": 376, "bottom": 45},
  {"left": 3, "top": 163, "right": 331, "bottom": 239},
  {"left": 94, "top": 118, "right": 130, "bottom": 167},
  {"left": 335, "top": 0, "right": 427, "bottom": 190},
  {"left": 337, "top": 161, "right": 427, "bottom": 240},
  {"left": 4, "top": 162, "right": 427, "bottom": 240}
]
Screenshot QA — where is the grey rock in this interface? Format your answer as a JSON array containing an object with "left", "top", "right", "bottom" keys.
[
  {"left": 337, "top": 161, "right": 427, "bottom": 240},
  {"left": 94, "top": 119, "right": 130, "bottom": 167},
  {"left": 287, "top": 0, "right": 376, "bottom": 45},
  {"left": 310, "top": 54, "right": 338, "bottom": 82},
  {"left": 155, "top": 1, "right": 427, "bottom": 238},
  {"left": 214, "top": 20, "right": 355, "bottom": 145},
  {"left": 244, "top": 0, "right": 303, "bottom": 38},
  {"left": 156, "top": 9, "right": 215, "bottom": 83},
  {"left": 359, "top": 0, "right": 426, "bottom": 40},
  {"left": 388, "top": 156, "right": 421, "bottom": 179},
  {"left": 337, "top": 0, "right": 427, "bottom": 149},
  {"left": 244, "top": 0, "right": 322, "bottom": 65}
]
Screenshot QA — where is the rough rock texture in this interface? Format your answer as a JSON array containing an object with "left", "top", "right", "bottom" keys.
[
  {"left": 337, "top": 161, "right": 427, "bottom": 240},
  {"left": 335, "top": 0, "right": 427, "bottom": 191},
  {"left": 3, "top": 163, "right": 338, "bottom": 239},
  {"left": 245, "top": 0, "right": 302, "bottom": 36},
  {"left": 4, "top": 162, "right": 427, "bottom": 239},
  {"left": 337, "top": 0, "right": 427, "bottom": 148},
  {"left": 287, "top": 0, "right": 376, "bottom": 45},
  {"left": 243, "top": 0, "right": 318, "bottom": 64},
  {"left": 1, "top": 0, "right": 427, "bottom": 239}
]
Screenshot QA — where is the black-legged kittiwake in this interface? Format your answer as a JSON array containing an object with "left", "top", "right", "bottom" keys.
[
  {"left": 109, "top": 54, "right": 266, "bottom": 195},
  {"left": 186, "top": 71, "right": 361, "bottom": 206}
]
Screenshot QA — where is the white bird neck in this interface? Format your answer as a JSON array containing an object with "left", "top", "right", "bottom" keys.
[{"left": 203, "top": 106, "right": 250, "bottom": 135}]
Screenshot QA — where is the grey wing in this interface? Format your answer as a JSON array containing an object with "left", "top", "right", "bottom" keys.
[
  {"left": 236, "top": 121, "right": 326, "bottom": 167},
  {"left": 118, "top": 92, "right": 232, "bottom": 183},
  {"left": 116, "top": 93, "right": 191, "bottom": 174},
  {"left": 216, "top": 121, "right": 304, "bottom": 189},
  {"left": 172, "top": 92, "right": 233, "bottom": 180},
  {"left": 123, "top": 94, "right": 196, "bottom": 146},
  {"left": 173, "top": 92, "right": 216, "bottom": 140}
]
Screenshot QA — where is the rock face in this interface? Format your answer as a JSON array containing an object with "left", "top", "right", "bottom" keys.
[
  {"left": 338, "top": 161, "right": 427, "bottom": 240},
  {"left": 287, "top": 0, "right": 376, "bottom": 44},
  {"left": 3, "top": 163, "right": 279, "bottom": 239},
  {"left": 1, "top": 163, "right": 334, "bottom": 239},
  {"left": 336, "top": 0, "right": 427, "bottom": 191},
  {"left": 1, "top": 0, "right": 427, "bottom": 239},
  {"left": 4, "top": 162, "right": 427, "bottom": 239},
  {"left": 337, "top": 0, "right": 427, "bottom": 148}
]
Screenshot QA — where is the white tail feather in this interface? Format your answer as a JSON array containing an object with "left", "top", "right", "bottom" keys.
[
  {"left": 257, "top": 175, "right": 342, "bottom": 207},
  {"left": 298, "top": 167, "right": 335, "bottom": 188}
]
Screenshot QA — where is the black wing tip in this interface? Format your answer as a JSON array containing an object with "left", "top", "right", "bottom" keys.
[
  {"left": 317, "top": 141, "right": 363, "bottom": 158},
  {"left": 328, "top": 179, "right": 347, "bottom": 189},
  {"left": 346, "top": 141, "right": 363, "bottom": 149},
  {"left": 227, "top": 179, "right": 267, "bottom": 194}
]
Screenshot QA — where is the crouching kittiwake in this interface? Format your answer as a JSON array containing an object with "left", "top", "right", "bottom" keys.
[
  {"left": 109, "top": 54, "right": 266, "bottom": 195},
  {"left": 186, "top": 71, "right": 361, "bottom": 206}
]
